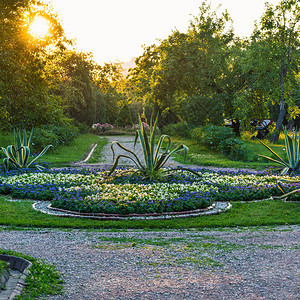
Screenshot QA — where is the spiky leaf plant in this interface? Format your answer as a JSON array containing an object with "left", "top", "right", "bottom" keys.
[
  {"left": 258, "top": 127, "right": 300, "bottom": 175},
  {"left": 274, "top": 177, "right": 300, "bottom": 200},
  {"left": 109, "top": 115, "right": 200, "bottom": 181},
  {"left": 1, "top": 128, "right": 52, "bottom": 171}
]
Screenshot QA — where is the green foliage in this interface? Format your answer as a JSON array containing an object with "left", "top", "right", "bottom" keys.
[
  {"left": 103, "top": 93, "right": 119, "bottom": 124},
  {"left": 184, "top": 94, "right": 225, "bottom": 126},
  {"left": 259, "top": 127, "right": 300, "bottom": 175},
  {"left": 218, "top": 138, "right": 248, "bottom": 161},
  {"left": 32, "top": 123, "right": 79, "bottom": 152},
  {"left": 0, "top": 249, "right": 63, "bottom": 299},
  {"left": 248, "top": 0, "right": 300, "bottom": 141},
  {"left": 1, "top": 129, "right": 52, "bottom": 171},
  {"left": 191, "top": 125, "right": 248, "bottom": 161},
  {"left": 109, "top": 115, "right": 197, "bottom": 180},
  {"left": 191, "top": 125, "right": 235, "bottom": 149},
  {"left": 115, "top": 103, "right": 133, "bottom": 127},
  {"left": 0, "top": 0, "right": 67, "bottom": 130},
  {"left": 162, "top": 122, "right": 193, "bottom": 138},
  {"left": 128, "top": 1, "right": 234, "bottom": 124}
]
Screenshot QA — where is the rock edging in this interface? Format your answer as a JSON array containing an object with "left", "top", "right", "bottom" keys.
[
  {"left": 33, "top": 201, "right": 232, "bottom": 220},
  {"left": 0, "top": 254, "right": 32, "bottom": 299}
]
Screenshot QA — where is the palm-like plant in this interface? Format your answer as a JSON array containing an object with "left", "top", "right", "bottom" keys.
[
  {"left": 1, "top": 128, "right": 52, "bottom": 171},
  {"left": 258, "top": 127, "right": 300, "bottom": 175},
  {"left": 109, "top": 115, "right": 199, "bottom": 180}
]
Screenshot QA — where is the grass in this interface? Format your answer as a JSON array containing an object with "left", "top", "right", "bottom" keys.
[
  {"left": 39, "top": 134, "right": 108, "bottom": 166},
  {"left": 0, "top": 196, "right": 298, "bottom": 229},
  {"left": 0, "top": 249, "right": 63, "bottom": 299},
  {"left": 0, "top": 131, "right": 108, "bottom": 167},
  {"left": 171, "top": 131, "right": 288, "bottom": 170}
]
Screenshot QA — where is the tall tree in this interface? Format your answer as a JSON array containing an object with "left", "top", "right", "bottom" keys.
[
  {"left": 0, "top": 0, "right": 66, "bottom": 128},
  {"left": 249, "top": 0, "right": 300, "bottom": 142},
  {"left": 128, "top": 1, "right": 235, "bottom": 126}
]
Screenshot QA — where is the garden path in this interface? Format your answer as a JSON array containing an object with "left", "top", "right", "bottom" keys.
[
  {"left": 0, "top": 226, "right": 299, "bottom": 299},
  {"left": 73, "top": 135, "right": 258, "bottom": 173}
]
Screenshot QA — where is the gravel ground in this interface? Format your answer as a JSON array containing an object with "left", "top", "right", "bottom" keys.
[{"left": 0, "top": 226, "right": 299, "bottom": 299}]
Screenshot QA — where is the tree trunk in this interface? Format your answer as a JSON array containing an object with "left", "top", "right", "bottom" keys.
[{"left": 269, "top": 100, "right": 286, "bottom": 143}]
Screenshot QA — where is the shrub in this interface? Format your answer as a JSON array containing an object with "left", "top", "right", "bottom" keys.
[
  {"left": 32, "top": 123, "right": 79, "bottom": 152},
  {"left": 115, "top": 103, "right": 133, "bottom": 127},
  {"left": 91, "top": 123, "right": 114, "bottom": 134},
  {"left": 163, "top": 122, "right": 194, "bottom": 138},
  {"left": 191, "top": 125, "right": 235, "bottom": 149},
  {"left": 191, "top": 125, "right": 248, "bottom": 161},
  {"left": 218, "top": 138, "right": 248, "bottom": 161},
  {"left": 259, "top": 126, "right": 300, "bottom": 175}
]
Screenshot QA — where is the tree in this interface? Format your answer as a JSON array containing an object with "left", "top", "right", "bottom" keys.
[
  {"left": 0, "top": 0, "right": 67, "bottom": 129},
  {"left": 128, "top": 1, "right": 235, "bottom": 126},
  {"left": 115, "top": 103, "right": 133, "bottom": 127},
  {"left": 249, "top": 0, "right": 300, "bottom": 142}
]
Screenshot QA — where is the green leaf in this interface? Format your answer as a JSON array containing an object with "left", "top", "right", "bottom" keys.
[
  {"left": 258, "top": 140, "right": 287, "bottom": 165},
  {"left": 110, "top": 141, "right": 144, "bottom": 169},
  {"left": 27, "top": 145, "right": 53, "bottom": 167}
]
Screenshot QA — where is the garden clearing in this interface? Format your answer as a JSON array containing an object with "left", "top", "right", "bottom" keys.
[{"left": 0, "top": 135, "right": 299, "bottom": 299}]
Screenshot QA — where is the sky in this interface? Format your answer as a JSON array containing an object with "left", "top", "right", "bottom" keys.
[{"left": 46, "top": 0, "right": 280, "bottom": 64}]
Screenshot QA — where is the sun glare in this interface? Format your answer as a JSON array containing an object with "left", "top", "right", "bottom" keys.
[{"left": 28, "top": 16, "right": 50, "bottom": 39}]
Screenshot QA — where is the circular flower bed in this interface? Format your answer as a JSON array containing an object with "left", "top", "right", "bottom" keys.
[{"left": 0, "top": 167, "right": 299, "bottom": 216}]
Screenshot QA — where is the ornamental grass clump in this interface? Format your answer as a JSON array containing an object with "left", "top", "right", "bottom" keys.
[
  {"left": 109, "top": 115, "right": 200, "bottom": 181},
  {"left": 1, "top": 128, "right": 52, "bottom": 171}
]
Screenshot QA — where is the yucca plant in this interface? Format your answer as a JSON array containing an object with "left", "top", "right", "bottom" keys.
[
  {"left": 258, "top": 127, "right": 300, "bottom": 175},
  {"left": 1, "top": 128, "right": 53, "bottom": 171},
  {"left": 109, "top": 115, "right": 199, "bottom": 181}
]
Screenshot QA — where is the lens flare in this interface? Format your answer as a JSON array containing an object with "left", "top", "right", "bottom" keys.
[{"left": 28, "top": 16, "right": 50, "bottom": 39}]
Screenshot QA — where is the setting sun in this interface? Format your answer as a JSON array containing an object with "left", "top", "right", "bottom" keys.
[{"left": 28, "top": 16, "right": 50, "bottom": 39}]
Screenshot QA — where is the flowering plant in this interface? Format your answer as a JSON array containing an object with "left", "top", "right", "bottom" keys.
[
  {"left": 92, "top": 123, "right": 114, "bottom": 133},
  {"left": 1, "top": 167, "right": 298, "bottom": 215}
]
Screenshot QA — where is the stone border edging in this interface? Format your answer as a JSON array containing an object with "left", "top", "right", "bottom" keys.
[
  {"left": 0, "top": 254, "right": 32, "bottom": 299},
  {"left": 33, "top": 201, "right": 232, "bottom": 220}
]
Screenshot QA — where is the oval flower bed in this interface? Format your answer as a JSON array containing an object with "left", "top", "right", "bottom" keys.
[{"left": 0, "top": 167, "right": 299, "bottom": 216}]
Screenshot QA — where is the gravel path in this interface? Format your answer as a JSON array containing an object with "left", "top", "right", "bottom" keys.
[
  {"left": 0, "top": 226, "right": 299, "bottom": 299},
  {"left": 73, "top": 135, "right": 258, "bottom": 173}
]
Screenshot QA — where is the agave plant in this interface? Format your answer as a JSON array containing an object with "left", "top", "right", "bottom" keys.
[
  {"left": 274, "top": 177, "right": 300, "bottom": 200},
  {"left": 108, "top": 115, "right": 199, "bottom": 181},
  {"left": 1, "top": 128, "right": 53, "bottom": 171},
  {"left": 258, "top": 127, "right": 300, "bottom": 175}
]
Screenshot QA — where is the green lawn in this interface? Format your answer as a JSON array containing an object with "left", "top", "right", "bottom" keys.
[
  {"left": 0, "top": 196, "right": 298, "bottom": 229},
  {"left": 171, "top": 132, "right": 287, "bottom": 170},
  {"left": 39, "top": 134, "right": 108, "bottom": 166}
]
